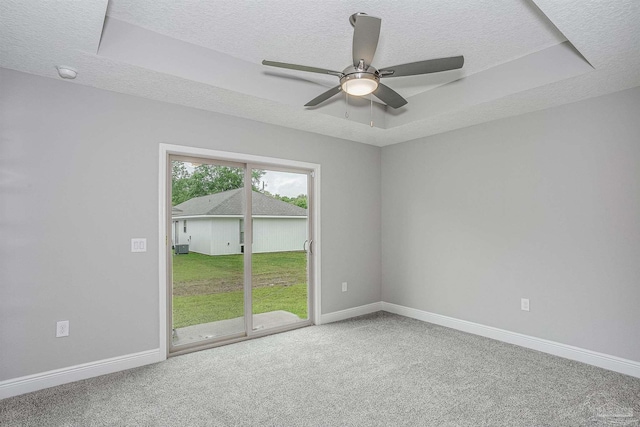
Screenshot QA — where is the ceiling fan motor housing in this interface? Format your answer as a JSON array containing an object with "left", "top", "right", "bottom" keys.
[{"left": 340, "top": 64, "right": 380, "bottom": 96}]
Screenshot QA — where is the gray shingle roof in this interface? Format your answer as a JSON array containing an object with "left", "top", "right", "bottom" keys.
[{"left": 172, "top": 188, "right": 307, "bottom": 217}]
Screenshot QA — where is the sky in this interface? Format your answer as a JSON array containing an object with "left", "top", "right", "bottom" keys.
[{"left": 260, "top": 170, "right": 307, "bottom": 197}]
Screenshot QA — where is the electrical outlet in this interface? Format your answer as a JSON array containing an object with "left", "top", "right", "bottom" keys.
[
  {"left": 342, "top": 282, "right": 348, "bottom": 292},
  {"left": 521, "top": 298, "right": 530, "bottom": 312},
  {"left": 56, "top": 320, "right": 69, "bottom": 337}
]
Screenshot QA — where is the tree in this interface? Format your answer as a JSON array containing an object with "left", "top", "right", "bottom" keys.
[
  {"left": 171, "top": 162, "right": 191, "bottom": 206},
  {"left": 171, "top": 162, "right": 265, "bottom": 206},
  {"left": 266, "top": 192, "right": 308, "bottom": 209}
]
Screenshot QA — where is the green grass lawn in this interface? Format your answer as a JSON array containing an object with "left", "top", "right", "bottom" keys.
[
  {"left": 172, "top": 251, "right": 308, "bottom": 328},
  {"left": 173, "top": 284, "right": 307, "bottom": 328},
  {"left": 172, "top": 251, "right": 307, "bottom": 296}
]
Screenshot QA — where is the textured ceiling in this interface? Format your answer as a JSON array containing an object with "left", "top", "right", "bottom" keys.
[
  {"left": 105, "top": 0, "right": 565, "bottom": 94},
  {"left": 1, "top": 1, "right": 639, "bottom": 146}
]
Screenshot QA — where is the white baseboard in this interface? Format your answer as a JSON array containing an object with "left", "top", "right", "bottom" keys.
[
  {"left": 4, "top": 303, "right": 638, "bottom": 400},
  {"left": 0, "top": 349, "right": 163, "bottom": 400},
  {"left": 381, "top": 302, "right": 640, "bottom": 379},
  {"left": 320, "top": 302, "right": 382, "bottom": 324}
]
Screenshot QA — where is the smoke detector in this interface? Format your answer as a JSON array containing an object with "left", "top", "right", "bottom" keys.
[{"left": 56, "top": 66, "right": 77, "bottom": 79}]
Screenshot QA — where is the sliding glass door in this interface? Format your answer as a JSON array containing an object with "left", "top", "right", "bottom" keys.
[
  {"left": 170, "top": 158, "right": 246, "bottom": 347},
  {"left": 251, "top": 168, "right": 310, "bottom": 331},
  {"left": 168, "top": 156, "right": 314, "bottom": 354}
]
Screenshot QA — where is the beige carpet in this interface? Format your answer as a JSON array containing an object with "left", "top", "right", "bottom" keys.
[{"left": 1, "top": 312, "right": 639, "bottom": 426}]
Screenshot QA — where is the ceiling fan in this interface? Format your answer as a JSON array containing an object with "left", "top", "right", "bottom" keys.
[{"left": 262, "top": 13, "right": 464, "bottom": 109}]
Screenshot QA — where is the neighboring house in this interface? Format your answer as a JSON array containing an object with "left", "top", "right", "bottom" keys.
[{"left": 172, "top": 188, "right": 307, "bottom": 255}]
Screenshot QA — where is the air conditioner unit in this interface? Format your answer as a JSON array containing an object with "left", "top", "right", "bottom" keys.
[{"left": 175, "top": 244, "right": 189, "bottom": 255}]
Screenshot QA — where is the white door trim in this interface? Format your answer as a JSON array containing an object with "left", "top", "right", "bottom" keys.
[{"left": 158, "top": 143, "right": 321, "bottom": 358}]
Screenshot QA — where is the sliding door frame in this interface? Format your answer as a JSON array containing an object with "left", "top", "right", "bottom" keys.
[{"left": 158, "top": 144, "right": 321, "bottom": 359}]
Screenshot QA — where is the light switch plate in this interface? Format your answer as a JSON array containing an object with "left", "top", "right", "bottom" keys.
[{"left": 131, "top": 238, "right": 147, "bottom": 252}]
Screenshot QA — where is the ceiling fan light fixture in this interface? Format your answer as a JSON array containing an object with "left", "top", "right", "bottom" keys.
[{"left": 340, "top": 73, "right": 379, "bottom": 96}]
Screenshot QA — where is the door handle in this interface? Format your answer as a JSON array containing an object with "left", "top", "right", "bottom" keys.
[
  {"left": 309, "top": 239, "right": 313, "bottom": 254},
  {"left": 303, "top": 239, "right": 309, "bottom": 252}
]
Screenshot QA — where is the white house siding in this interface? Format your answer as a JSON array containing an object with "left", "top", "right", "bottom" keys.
[
  {"left": 174, "top": 218, "right": 212, "bottom": 254},
  {"left": 172, "top": 216, "right": 307, "bottom": 255},
  {"left": 172, "top": 220, "right": 189, "bottom": 246},
  {"left": 209, "top": 217, "right": 242, "bottom": 255},
  {"left": 252, "top": 217, "right": 307, "bottom": 254}
]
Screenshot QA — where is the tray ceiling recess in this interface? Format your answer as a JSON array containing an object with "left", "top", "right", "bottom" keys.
[{"left": 1, "top": 0, "right": 639, "bottom": 146}]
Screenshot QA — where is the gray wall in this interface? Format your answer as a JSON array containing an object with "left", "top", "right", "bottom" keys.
[
  {"left": 0, "top": 68, "right": 382, "bottom": 380},
  {"left": 3, "top": 65, "right": 639, "bottom": 384},
  {"left": 382, "top": 87, "right": 640, "bottom": 361}
]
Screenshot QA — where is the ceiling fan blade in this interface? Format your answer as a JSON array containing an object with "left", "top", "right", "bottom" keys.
[
  {"left": 379, "top": 56, "right": 464, "bottom": 78},
  {"left": 352, "top": 14, "right": 381, "bottom": 67},
  {"left": 262, "top": 60, "right": 342, "bottom": 76},
  {"left": 305, "top": 86, "right": 342, "bottom": 107},
  {"left": 373, "top": 83, "right": 407, "bottom": 109}
]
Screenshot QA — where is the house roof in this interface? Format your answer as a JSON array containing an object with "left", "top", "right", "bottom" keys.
[{"left": 172, "top": 189, "right": 307, "bottom": 217}]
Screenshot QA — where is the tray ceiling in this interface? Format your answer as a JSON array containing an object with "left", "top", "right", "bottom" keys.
[{"left": 1, "top": 0, "right": 639, "bottom": 146}]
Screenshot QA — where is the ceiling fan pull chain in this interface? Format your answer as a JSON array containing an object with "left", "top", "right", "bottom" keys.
[
  {"left": 370, "top": 95, "right": 374, "bottom": 127},
  {"left": 345, "top": 84, "right": 350, "bottom": 119}
]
